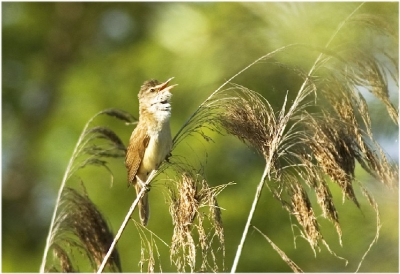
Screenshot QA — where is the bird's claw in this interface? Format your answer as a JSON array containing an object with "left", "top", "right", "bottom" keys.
[{"left": 165, "top": 152, "right": 172, "bottom": 163}]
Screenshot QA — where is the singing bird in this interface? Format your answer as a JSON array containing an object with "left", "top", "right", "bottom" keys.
[{"left": 125, "top": 78, "right": 176, "bottom": 226}]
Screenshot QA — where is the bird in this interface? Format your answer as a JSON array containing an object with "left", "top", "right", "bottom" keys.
[{"left": 125, "top": 78, "right": 177, "bottom": 226}]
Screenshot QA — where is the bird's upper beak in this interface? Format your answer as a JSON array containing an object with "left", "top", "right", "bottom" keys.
[{"left": 158, "top": 77, "right": 178, "bottom": 93}]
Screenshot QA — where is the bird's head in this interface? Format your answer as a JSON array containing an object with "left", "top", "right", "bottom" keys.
[{"left": 138, "top": 77, "right": 177, "bottom": 121}]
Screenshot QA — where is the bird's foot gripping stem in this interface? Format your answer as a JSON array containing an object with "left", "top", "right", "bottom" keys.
[
  {"left": 165, "top": 152, "right": 172, "bottom": 163},
  {"left": 137, "top": 178, "right": 151, "bottom": 193}
]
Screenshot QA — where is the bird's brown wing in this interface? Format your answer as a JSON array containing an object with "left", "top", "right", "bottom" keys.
[{"left": 125, "top": 123, "right": 150, "bottom": 185}]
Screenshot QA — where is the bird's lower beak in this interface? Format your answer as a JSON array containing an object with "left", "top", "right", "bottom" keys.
[{"left": 158, "top": 77, "right": 178, "bottom": 92}]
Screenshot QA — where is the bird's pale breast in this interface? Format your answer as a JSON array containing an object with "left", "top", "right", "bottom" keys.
[{"left": 137, "top": 123, "right": 171, "bottom": 181}]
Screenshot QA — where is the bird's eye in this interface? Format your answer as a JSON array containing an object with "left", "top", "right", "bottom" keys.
[{"left": 149, "top": 88, "right": 156, "bottom": 93}]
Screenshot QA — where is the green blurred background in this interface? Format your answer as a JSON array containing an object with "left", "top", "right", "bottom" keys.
[{"left": 2, "top": 2, "right": 398, "bottom": 272}]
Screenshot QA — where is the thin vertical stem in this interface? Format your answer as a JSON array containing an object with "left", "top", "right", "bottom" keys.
[
  {"left": 231, "top": 164, "right": 270, "bottom": 273},
  {"left": 97, "top": 170, "right": 156, "bottom": 273}
]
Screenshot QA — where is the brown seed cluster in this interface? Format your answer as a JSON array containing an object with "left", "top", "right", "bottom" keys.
[
  {"left": 307, "top": 116, "right": 359, "bottom": 206},
  {"left": 168, "top": 171, "right": 228, "bottom": 272},
  {"left": 217, "top": 86, "right": 277, "bottom": 161},
  {"left": 288, "top": 182, "right": 322, "bottom": 250}
]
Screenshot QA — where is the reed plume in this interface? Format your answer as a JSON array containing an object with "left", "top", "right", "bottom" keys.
[
  {"left": 47, "top": 187, "right": 121, "bottom": 272},
  {"left": 167, "top": 165, "right": 231, "bottom": 272},
  {"left": 40, "top": 109, "right": 136, "bottom": 272}
]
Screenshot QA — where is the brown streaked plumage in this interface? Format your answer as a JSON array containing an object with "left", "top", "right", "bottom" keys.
[{"left": 125, "top": 78, "right": 177, "bottom": 226}]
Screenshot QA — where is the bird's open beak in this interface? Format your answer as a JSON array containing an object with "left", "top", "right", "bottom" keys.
[{"left": 158, "top": 77, "right": 178, "bottom": 92}]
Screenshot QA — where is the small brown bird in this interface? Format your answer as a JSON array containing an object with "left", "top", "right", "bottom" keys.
[{"left": 125, "top": 78, "right": 177, "bottom": 226}]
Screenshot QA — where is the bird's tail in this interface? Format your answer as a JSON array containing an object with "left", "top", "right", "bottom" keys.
[{"left": 135, "top": 184, "right": 150, "bottom": 226}]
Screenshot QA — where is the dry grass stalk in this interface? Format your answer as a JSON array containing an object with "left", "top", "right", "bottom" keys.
[
  {"left": 252, "top": 226, "right": 303, "bottom": 273},
  {"left": 133, "top": 220, "right": 165, "bottom": 273},
  {"left": 168, "top": 170, "right": 229, "bottom": 272},
  {"left": 354, "top": 182, "right": 382, "bottom": 272}
]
